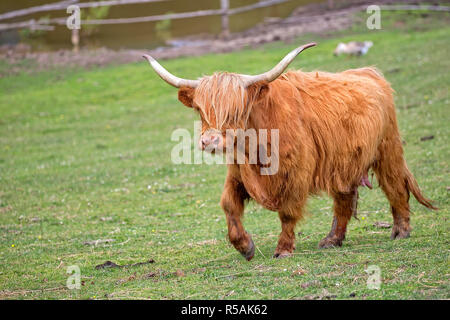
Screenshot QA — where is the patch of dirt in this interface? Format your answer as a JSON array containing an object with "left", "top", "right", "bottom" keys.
[
  {"left": 292, "top": 267, "right": 307, "bottom": 276},
  {"left": 142, "top": 272, "right": 157, "bottom": 279},
  {"left": 95, "top": 258, "right": 155, "bottom": 270},
  {"left": 300, "top": 280, "right": 321, "bottom": 288},
  {"left": 174, "top": 269, "right": 185, "bottom": 277},
  {"left": 0, "top": 205, "right": 12, "bottom": 214},
  {"left": 116, "top": 272, "right": 136, "bottom": 285},
  {"left": 0, "top": 286, "right": 67, "bottom": 299},
  {"left": 420, "top": 135, "right": 435, "bottom": 141},
  {"left": 301, "top": 288, "right": 337, "bottom": 300},
  {"left": 373, "top": 221, "right": 392, "bottom": 228},
  {"left": 0, "top": 0, "right": 434, "bottom": 76}
]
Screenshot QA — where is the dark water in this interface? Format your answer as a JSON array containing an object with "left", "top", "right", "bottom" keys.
[{"left": 0, "top": 0, "right": 323, "bottom": 51}]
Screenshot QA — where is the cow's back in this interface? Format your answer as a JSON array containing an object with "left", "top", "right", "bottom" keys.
[{"left": 275, "top": 68, "right": 396, "bottom": 194}]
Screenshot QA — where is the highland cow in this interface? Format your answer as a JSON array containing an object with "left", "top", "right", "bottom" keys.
[{"left": 143, "top": 43, "right": 436, "bottom": 260}]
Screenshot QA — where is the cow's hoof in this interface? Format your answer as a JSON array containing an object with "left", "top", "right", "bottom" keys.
[
  {"left": 240, "top": 237, "right": 255, "bottom": 261},
  {"left": 273, "top": 251, "right": 292, "bottom": 259},
  {"left": 318, "top": 236, "right": 343, "bottom": 249},
  {"left": 390, "top": 227, "right": 410, "bottom": 240}
]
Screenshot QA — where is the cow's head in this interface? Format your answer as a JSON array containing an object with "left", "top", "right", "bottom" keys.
[{"left": 143, "top": 43, "right": 315, "bottom": 153}]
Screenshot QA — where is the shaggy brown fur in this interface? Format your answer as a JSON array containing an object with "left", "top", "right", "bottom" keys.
[{"left": 178, "top": 67, "right": 436, "bottom": 260}]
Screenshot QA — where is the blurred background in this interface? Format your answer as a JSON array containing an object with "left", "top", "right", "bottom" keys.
[
  {"left": 0, "top": 0, "right": 448, "bottom": 300},
  {"left": 1, "top": 0, "right": 328, "bottom": 51},
  {"left": 3, "top": 0, "right": 443, "bottom": 74}
]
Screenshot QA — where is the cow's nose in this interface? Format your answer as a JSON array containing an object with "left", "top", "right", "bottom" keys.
[
  {"left": 201, "top": 136, "right": 211, "bottom": 149},
  {"left": 201, "top": 134, "right": 221, "bottom": 150},
  {"left": 211, "top": 135, "right": 220, "bottom": 145}
]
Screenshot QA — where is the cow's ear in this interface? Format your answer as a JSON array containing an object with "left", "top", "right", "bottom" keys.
[
  {"left": 248, "top": 81, "right": 269, "bottom": 101},
  {"left": 178, "top": 87, "right": 195, "bottom": 108}
]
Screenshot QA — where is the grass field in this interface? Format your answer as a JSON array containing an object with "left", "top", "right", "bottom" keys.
[{"left": 0, "top": 11, "right": 449, "bottom": 299}]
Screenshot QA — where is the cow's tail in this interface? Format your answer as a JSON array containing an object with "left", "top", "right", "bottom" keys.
[{"left": 404, "top": 166, "right": 437, "bottom": 210}]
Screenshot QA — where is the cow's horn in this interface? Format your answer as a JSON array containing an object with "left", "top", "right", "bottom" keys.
[
  {"left": 242, "top": 42, "right": 316, "bottom": 87},
  {"left": 143, "top": 54, "right": 200, "bottom": 88}
]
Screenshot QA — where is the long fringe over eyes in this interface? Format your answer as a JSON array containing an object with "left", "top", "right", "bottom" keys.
[{"left": 194, "top": 73, "right": 256, "bottom": 130}]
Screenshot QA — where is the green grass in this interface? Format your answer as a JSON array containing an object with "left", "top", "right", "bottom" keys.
[{"left": 0, "top": 11, "right": 449, "bottom": 300}]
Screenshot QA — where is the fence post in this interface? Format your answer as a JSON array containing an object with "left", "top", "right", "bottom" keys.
[
  {"left": 328, "top": 0, "right": 334, "bottom": 10},
  {"left": 220, "top": 0, "right": 230, "bottom": 37},
  {"left": 71, "top": 28, "right": 79, "bottom": 52}
]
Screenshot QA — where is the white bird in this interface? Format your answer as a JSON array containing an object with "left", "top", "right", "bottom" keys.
[{"left": 333, "top": 41, "right": 373, "bottom": 56}]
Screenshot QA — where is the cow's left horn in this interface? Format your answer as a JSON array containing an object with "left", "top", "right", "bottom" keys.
[
  {"left": 143, "top": 54, "right": 200, "bottom": 88},
  {"left": 242, "top": 42, "right": 316, "bottom": 87}
]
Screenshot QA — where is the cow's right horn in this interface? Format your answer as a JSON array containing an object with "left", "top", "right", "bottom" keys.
[
  {"left": 242, "top": 42, "right": 316, "bottom": 87},
  {"left": 143, "top": 54, "right": 200, "bottom": 88}
]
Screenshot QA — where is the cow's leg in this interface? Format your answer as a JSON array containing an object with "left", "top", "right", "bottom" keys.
[
  {"left": 273, "top": 212, "right": 300, "bottom": 258},
  {"left": 220, "top": 171, "right": 254, "bottom": 260},
  {"left": 373, "top": 140, "right": 411, "bottom": 239},
  {"left": 319, "top": 189, "right": 357, "bottom": 248}
]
